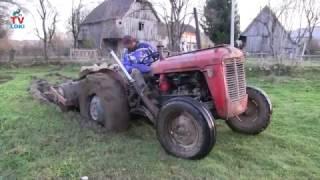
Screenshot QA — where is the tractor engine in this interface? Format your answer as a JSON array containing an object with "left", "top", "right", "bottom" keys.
[{"left": 157, "top": 72, "right": 211, "bottom": 102}]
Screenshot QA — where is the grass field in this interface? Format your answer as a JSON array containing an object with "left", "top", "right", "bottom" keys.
[{"left": 0, "top": 65, "right": 319, "bottom": 179}]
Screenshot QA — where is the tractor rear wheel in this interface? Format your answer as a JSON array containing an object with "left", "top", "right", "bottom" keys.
[
  {"left": 79, "top": 72, "right": 129, "bottom": 132},
  {"left": 226, "top": 86, "right": 272, "bottom": 135},
  {"left": 156, "top": 97, "right": 216, "bottom": 159}
]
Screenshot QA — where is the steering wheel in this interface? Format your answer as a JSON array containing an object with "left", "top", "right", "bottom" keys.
[{"left": 141, "top": 52, "right": 160, "bottom": 65}]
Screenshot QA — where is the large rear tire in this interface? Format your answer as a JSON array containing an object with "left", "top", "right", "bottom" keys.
[
  {"left": 156, "top": 97, "right": 216, "bottom": 159},
  {"left": 79, "top": 73, "right": 129, "bottom": 132},
  {"left": 226, "top": 86, "right": 272, "bottom": 135}
]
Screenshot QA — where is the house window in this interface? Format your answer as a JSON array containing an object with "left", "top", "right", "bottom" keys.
[{"left": 139, "top": 22, "right": 144, "bottom": 31}]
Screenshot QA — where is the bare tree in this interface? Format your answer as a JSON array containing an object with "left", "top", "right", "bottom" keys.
[
  {"left": 35, "top": 0, "right": 58, "bottom": 62},
  {"left": 303, "top": 0, "right": 320, "bottom": 54},
  {"left": 154, "top": 0, "right": 193, "bottom": 52},
  {"left": 290, "top": 0, "right": 308, "bottom": 47},
  {"left": 69, "top": 0, "right": 86, "bottom": 48}
]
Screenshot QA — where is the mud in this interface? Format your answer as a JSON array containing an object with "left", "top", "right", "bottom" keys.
[
  {"left": 29, "top": 79, "right": 53, "bottom": 104},
  {"left": 63, "top": 111, "right": 110, "bottom": 134},
  {"left": 29, "top": 77, "right": 111, "bottom": 133},
  {"left": 79, "top": 73, "right": 130, "bottom": 132},
  {"left": 29, "top": 72, "right": 131, "bottom": 133},
  {"left": 29, "top": 73, "right": 74, "bottom": 103},
  {"left": 0, "top": 75, "right": 14, "bottom": 84}
]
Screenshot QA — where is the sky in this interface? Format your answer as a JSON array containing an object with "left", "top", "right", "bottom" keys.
[{"left": 8, "top": 0, "right": 309, "bottom": 41}]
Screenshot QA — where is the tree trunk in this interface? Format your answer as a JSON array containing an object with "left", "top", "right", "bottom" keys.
[
  {"left": 173, "top": 37, "right": 181, "bottom": 52},
  {"left": 307, "top": 33, "right": 313, "bottom": 55},
  {"left": 44, "top": 41, "right": 48, "bottom": 63},
  {"left": 73, "top": 39, "right": 77, "bottom": 48}
]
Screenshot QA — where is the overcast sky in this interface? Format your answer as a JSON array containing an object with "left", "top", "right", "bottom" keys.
[{"left": 9, "top": 0, "right": 310, "bottom": 40}]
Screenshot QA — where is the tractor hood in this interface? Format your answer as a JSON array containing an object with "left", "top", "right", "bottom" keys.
[{"left": 151, "top": 46, "right": 244, "bottom": 74}]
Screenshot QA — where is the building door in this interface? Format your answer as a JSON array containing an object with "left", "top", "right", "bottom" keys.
[{"left": 103, "top": 38, "right": 120, "bottom": 55}]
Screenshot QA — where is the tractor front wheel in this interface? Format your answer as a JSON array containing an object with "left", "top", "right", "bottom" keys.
[
  {"left": 156, "top": 97, "right": 216, "bottom": 159},
  {"left": 226, "top": 86, "right": 272, "bottom": 135}
]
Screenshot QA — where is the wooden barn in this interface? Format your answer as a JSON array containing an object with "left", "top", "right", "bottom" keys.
[
  {"left": 240, "top": 6, "right": 300, "bottom": 57},
  {"left": 78, "top": 0, "right": 161, "bottom": 54}
]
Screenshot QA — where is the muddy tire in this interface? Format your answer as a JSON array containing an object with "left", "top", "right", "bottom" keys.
[
  {"left": 79, "top": 72, "right": 129, "bottom": 132},
  {"left": 226, "top": 86, "right": 272, "bottom": 135},
  {"left": 156, "top": 97, "right": 216, "bottom": 159}
]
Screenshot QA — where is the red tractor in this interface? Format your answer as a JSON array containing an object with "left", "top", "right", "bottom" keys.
[{"left": 55, "top": 45, "right": 272, "bottom": 159}]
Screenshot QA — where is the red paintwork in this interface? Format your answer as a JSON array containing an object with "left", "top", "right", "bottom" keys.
[
  {"left": 159, "top": 74, "right": 170, "bottom": 93},
  {"left": 151, "top": 46, "right": 248, "bottom": 119}
]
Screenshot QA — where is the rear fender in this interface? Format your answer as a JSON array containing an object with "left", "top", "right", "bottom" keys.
[{"left": 79, "top": 65, "right": 129, "bottom": 90}]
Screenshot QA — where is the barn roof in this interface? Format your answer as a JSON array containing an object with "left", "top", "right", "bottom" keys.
[
  {"left": 82, "top": 0, "right": 160, "bottom": 25},
  {"left": 241, "top": 6, "right": 296, "bottom": 44},
  {"left": 241, "top": 6, "right": 281, "bottom": 36},
  {"left": 82, "top": 0, "right": 134, "bottom": 24},
  {"left": 159, "top": 23, "right": 196, "bottom": 33},
  {"left": 291, "top": 26, "right": 320, "bottom": 40},
  {"left": 184, "top": 24, "right": 196, "bottom": 33}
]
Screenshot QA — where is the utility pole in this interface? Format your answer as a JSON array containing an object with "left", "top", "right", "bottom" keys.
[
  {"left": 230, "top": 0, "right": 235, "bottom": 47},
  {"left": 194, "top": 8, "right": 202, "bottom": 49}
]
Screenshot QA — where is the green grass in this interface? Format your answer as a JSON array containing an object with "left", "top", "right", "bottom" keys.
[{"left": 0, "top": 65, "right": 319, "bottom": 179}]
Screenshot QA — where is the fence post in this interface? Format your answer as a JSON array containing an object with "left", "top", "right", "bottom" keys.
[
  {"left": 70, "top": 48, "right": 73, "bottom": 60},
  {"left": 9, "top": 49, "right": 16, "bottom": 63},
  {"left": 68, "top": 48, "right": 99, "bottom": 62}
]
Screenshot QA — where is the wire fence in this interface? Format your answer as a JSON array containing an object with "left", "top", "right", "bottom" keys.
[
  {"left": 246, "top": 55, "right": 320, "bottom": 67},
  {"left": 1, "top": 48, "right": 320, "bottom": 68},
  {"left": 0, "top": 48, "right": 115, "bottom": 66}
]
